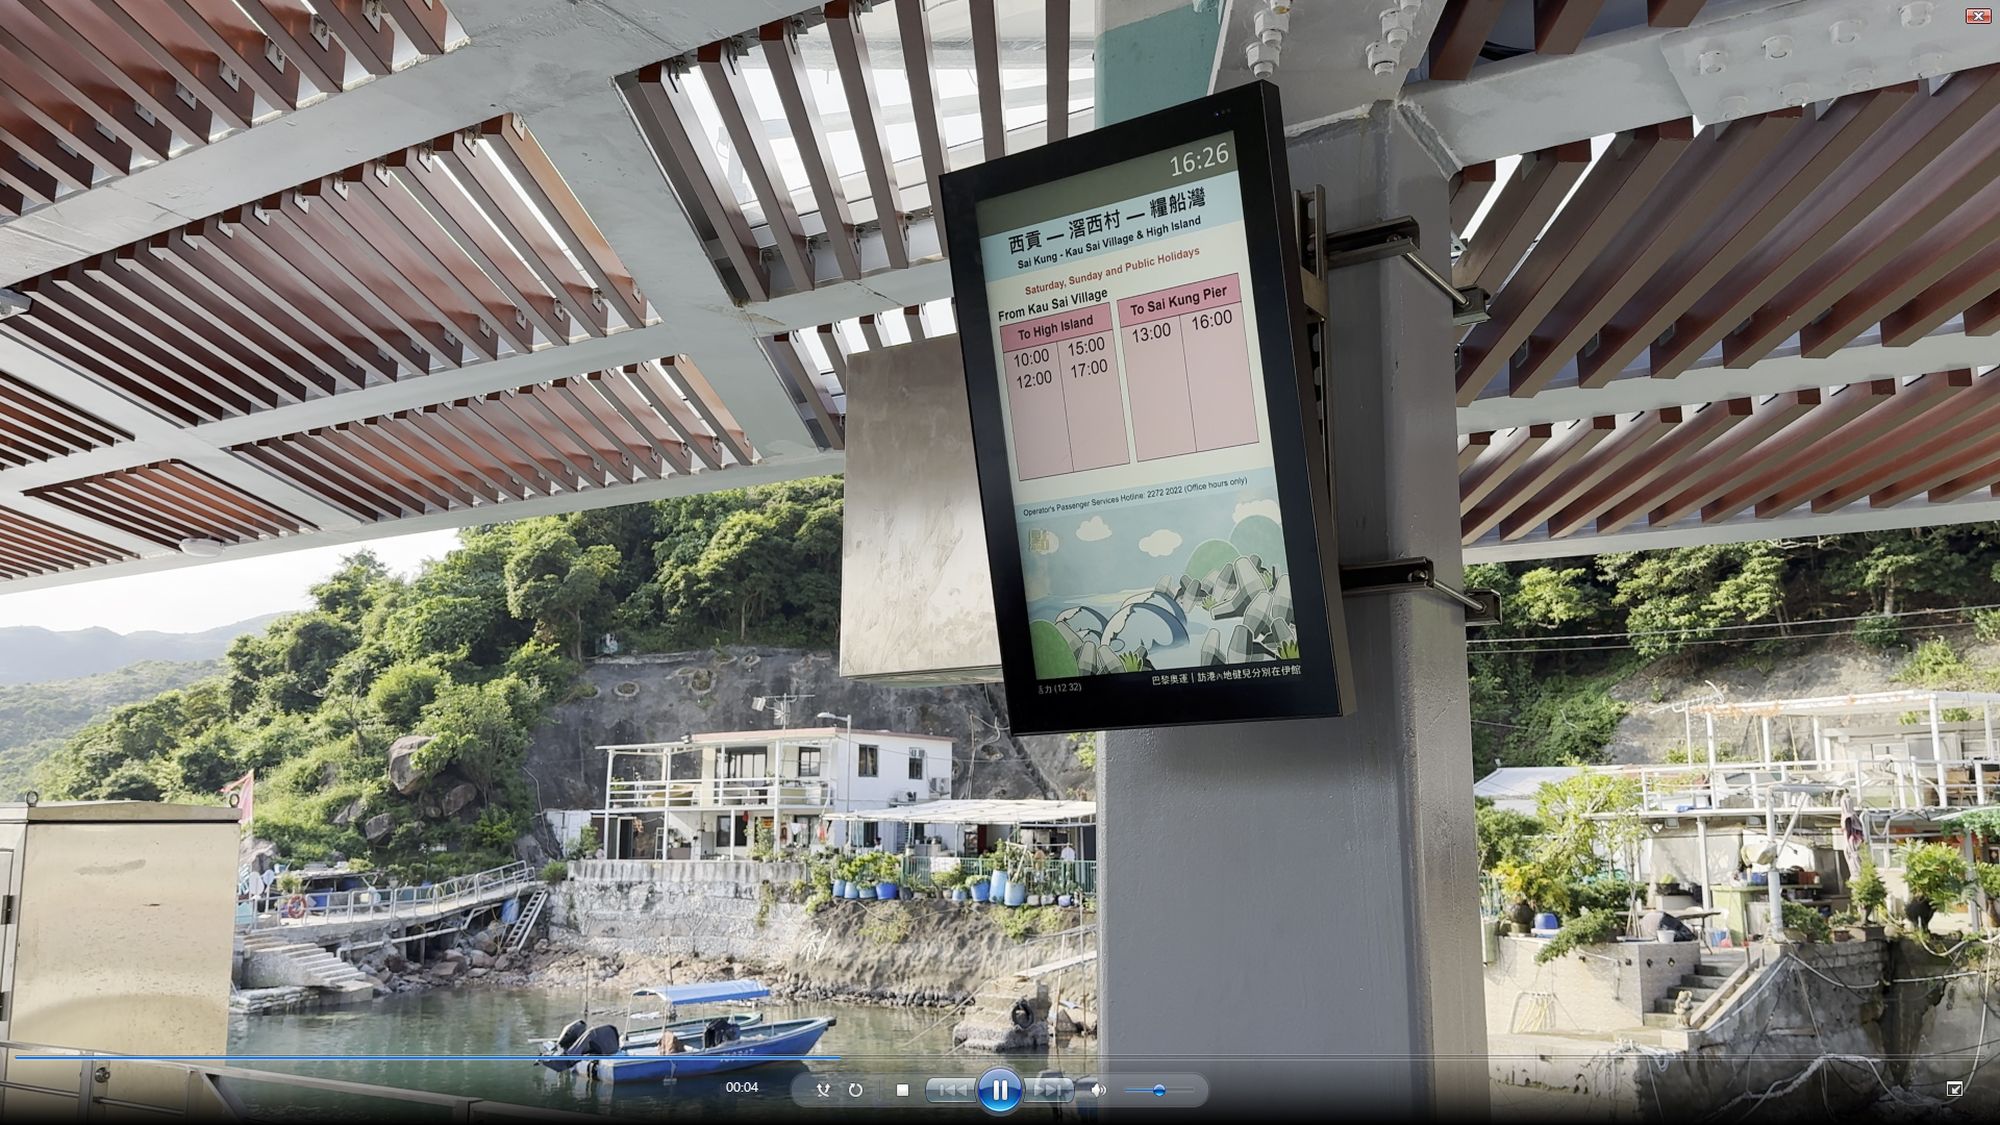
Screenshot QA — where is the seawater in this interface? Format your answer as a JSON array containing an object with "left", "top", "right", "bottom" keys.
[{"left": 227, "top": 987, "right": 1091, "bottom": 1120}]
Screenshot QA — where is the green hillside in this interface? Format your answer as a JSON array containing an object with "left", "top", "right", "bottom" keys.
[
  {"left": 0, "top": 659, "right": 222, "bottom": 799},
  {"left": 1469, "top": 524, "right": 2000, "bottom": 772},
  {"left": 35, "top": 467, "right": 2000, "bottom": 875},
  {"left": 33, "top": 477, "right": 842, "bottom": 878}
]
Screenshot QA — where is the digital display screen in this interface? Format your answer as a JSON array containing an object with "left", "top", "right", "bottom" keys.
[
  {"left": 943, "top": 83, "right": 1350, "bottom": 733},
  {"left": 976, "top": 134, "right": 1298, "bottom": 682}
]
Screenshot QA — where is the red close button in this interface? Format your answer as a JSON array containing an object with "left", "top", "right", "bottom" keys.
[{"left": 1972, "top": 8, "right": 1996, "bottom": 24}]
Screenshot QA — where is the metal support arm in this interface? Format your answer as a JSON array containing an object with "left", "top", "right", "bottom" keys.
[
  {"left": 1309, "top": 214, "right": 1490, "bottom": 326},
  {"left": 1341, "top": 557, "right": 1502, "bottom": 627}
]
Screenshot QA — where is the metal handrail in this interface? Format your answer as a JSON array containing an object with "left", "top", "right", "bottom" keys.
[
  {"left": 1577, "top": 755, "right": 2000, "bottom": 816},
  {"left": 241, "top": 861, "right": 537, "bottom": 932},
  {"left": 0, "top": 1037, "right": 602, "bottom": 1122},
  {"left": 898, "top": 855, "right": 1097, "bottom": 895},
  {"left": 604, "top": 776, "right": 833, "bottom": 810}
]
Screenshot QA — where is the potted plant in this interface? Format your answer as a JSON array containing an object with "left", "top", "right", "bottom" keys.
[
  {"left": 874, "top": 853, "right": 901, "bottom": 901},
  {"left": 935, "top": 867, "right": 969, "bottom": 902},
  {"left": 969, "top": 872, "right": 991, "bottom": 903},
  {"left": 1850, "top": 855, "right": 1887, "bottom": 935},
  {"left": 1980, "top": 862, "right": 2000, "bottom": 930},
  {"left": 1898, "top": 841, "right": 1969, "bottom": 933}
]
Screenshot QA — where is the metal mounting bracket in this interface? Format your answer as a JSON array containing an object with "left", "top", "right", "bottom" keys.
[
  {"left": 1296, "top": 185, "right": 1329, "bottom": 322},
  {"left": 1317, "top": 216, "right": 1490, "bottom": 326},
  {"left": 1340, "top": 557, "right": 1502, "bottom": 627},
  {"left": 0, "top": 287, "right": 31, "bottom": 321}
]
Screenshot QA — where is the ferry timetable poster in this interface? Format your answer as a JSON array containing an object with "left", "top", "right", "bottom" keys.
[{"left": 942, "top": 82, "right": 1350, "bottom": 734}]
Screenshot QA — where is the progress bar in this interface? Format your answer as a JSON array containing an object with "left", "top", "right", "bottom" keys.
[{"left": 19, "top": 1055, "right": 843, "bottom": 1063}]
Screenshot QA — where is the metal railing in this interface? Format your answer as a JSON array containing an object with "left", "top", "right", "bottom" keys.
[
  {"left": 1571, "top": 756, "right": 2000, "bottom": 816},
  {"left": 568, "top": 858, "right": 809, "bottom": 884},
  {"left": 240, "top": 861, "right": 537, "bottom": 933},
  {"left": 604, "top": 776, "right": 833, "bottom": 810},
  {"left": 0, "top": 1036, "right": 599, "bottom": 1122},
  {"left": 899, "top": 855, "right": 1097, "bottom": 896}
]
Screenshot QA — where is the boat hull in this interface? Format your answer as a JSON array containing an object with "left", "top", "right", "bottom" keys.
[
  {"left": 537, "top": 1013, "right": 763, "bottom": 1072},
  {"left": 585, "top": 1018, "right": 834, "bottom": 1085}
]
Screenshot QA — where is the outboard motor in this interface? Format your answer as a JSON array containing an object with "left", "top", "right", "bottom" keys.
[
  {"left": 578, "top": 1024, "right": 622, "bottom": 1058},
  {"left": 702, "top": 1016, "right": 740, "bottom": 1049},
  {"left": 553, "top": 1020, "right": 588, "bottom": 1055}
]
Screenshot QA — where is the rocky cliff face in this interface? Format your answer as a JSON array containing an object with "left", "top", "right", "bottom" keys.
[{"left": 523, "top": 647, "right": 1090, "bottom": 811}]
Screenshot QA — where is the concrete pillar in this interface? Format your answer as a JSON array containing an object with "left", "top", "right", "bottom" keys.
[
  {"left": 1096, "top": 105, "right": 1485, "bottom": 1115},
  {"left": 1696, "top": 816, "right": 1712, "bottom": 912}
]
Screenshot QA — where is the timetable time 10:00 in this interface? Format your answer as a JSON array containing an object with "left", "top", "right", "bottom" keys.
[{"left": 1170, "top": 140, "right": 1230, "bottom": 177}]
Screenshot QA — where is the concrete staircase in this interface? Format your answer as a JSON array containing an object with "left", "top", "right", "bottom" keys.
[
  {"left": 952, "top": 977, "right": 1053, "bottom": 1052},
  {"left": 1642, "top": 957, "right": 1739, "bottom": 1028},
  {"left": 239, "top": 933, "right": 376, "bottom": 999}
]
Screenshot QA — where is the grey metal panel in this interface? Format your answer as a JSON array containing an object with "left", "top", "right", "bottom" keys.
[{"left": 837, "top": 335, "right": 1001, "bottom": 685}]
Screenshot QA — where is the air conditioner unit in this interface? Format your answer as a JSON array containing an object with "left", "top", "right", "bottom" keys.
[{"left": 929, "top": 778, "right": 950, "bottom": 797}]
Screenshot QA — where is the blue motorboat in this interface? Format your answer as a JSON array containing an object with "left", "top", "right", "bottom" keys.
[
  {"left": 537, "top": 980, "right": 771, "bottom": 1072},
  {"left": 580, "top": 1016, "right": 837, "bottom": 1085}
]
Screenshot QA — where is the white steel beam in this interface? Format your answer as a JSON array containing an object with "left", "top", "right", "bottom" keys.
[
  {"left": 1404, "top": 0, "right": 2000, "bottom": 167},
  {"left": 0, "top": 449, "right": 843, "bottom": 594},
  {"left": 1461, "top": 318, "right": 2000, "bottom": 432},
  {"left": 1468, "top": 488, "right": 2000, "bottom": 564}
]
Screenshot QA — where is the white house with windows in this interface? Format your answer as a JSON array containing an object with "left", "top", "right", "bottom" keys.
[{"left": 590, "top": 726, "right": 955, "bottom": 860}]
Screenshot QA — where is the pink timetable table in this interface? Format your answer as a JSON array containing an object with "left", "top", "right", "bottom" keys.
[
  {"left": 999, "top": 303, "right": 1132, "bottom": 480},
  {"left": 1117, "top": 274, "right": 1259, "bottom": 461}
]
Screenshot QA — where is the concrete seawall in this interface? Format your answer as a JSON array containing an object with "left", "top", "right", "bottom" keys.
[
  {"left": 550, "top": 867, "right": 1097, "bottom": 1012},
  {"left": 1491, "top": 937, "right": 1999, "bottom": 1120}
]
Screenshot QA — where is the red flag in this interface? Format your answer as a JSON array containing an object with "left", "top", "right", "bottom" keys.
[{"left": 220, "top": 771, "right": 255, "bottom": 828}]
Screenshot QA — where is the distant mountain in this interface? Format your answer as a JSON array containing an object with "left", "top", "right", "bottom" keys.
[
  {"left": 0, "top": 659, "right": 223, "bottom": 798},
  {"left": 0, "top": 614, "right": 283, "bottom": 685}
]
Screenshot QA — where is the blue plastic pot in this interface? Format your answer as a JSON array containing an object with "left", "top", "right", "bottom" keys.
[
  {"left": 1533, "top": 912, "right": 1559, "bottom": 932},
  {"left": 969, "top": 879, "right": 991, "bottom": 903},
  {"left": 833, "top": 879, "right": 849, "bottom": 898},
  {"left": 859, "top": 883, "right": 878, "bottom": 899},
  {"left": 1005, "top": 882, "right": 1028, "bottom": 908},
  {"left": 953, "top": 888, "right": 969, "bottom": 902},
  {"left": 989, "top": 870, "right": 1009, "bottom": 901},
  {"left": 1057, "top": 894, "right": 1074, "bottom": 907},
  {"left": 843, "top": 883, "right": 861, "bottom": 900},
  {"left": 877, "top": 881, "right": 899, "bottom": 900}
]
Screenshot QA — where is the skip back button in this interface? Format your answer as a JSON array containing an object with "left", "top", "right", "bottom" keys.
[{"left": 925, "top": 1077, "right": 977, "bottom": 1104}]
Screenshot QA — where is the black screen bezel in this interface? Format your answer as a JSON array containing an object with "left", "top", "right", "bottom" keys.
[{"left": 939, "top": 80, "right": 1349, "bottom": 735}]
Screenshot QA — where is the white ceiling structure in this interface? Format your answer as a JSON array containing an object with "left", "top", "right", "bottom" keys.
[{"left": 4, "top": 0, "right": 2000, "bottom": 592}]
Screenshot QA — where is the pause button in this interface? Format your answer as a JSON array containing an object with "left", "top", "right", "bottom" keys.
[{"left": 977, "top": 1067, "right": 1023, "bottom": 1114}]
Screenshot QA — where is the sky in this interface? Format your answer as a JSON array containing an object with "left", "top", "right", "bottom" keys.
[{"left": 0, "top": 529, "right": 462, "bottom": 635}]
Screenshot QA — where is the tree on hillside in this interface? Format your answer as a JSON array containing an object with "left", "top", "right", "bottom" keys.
[
  {"left": 37, "top": 690, "right": 196, "bottom": 799},
  {"left": 379, "top": 530, "right": 521, "bottom": 668},
  {"left": 1601, "top": 542, "right": 1787, "bottom": 657},
  {"left": 655, "top": 478, "right": 842, "bottom": 645},
  {"left": 503, "top": 524, "right": 620, "bottom": 662},
  {"left": 368, "top": 661, "right": 448, "bottom": 731},
  {"left": 310, "top": 551, "right": 391, "bottom": 624},
  {"left": 415, "top": 677, "right": 537, "bottom": 803}
]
